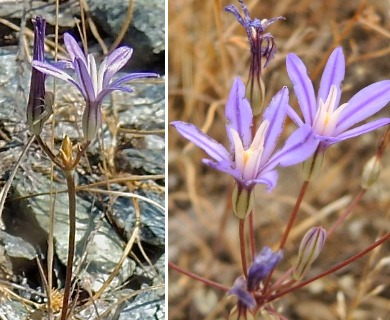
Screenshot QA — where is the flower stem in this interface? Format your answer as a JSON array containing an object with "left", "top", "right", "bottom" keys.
[
  {"left": 263, "top": 180, "right": 309, "bottom": 293},
  {"left": 248, "top": 210, "right": 256, "bottom": 261},
  {"left": 327, "top": 189, "right": 366, "bottom": 238},
  {"left": 60, "top": 169, "right": 76, "bottom": 320},
  {"left": 278, "top": 180, "right": 310, "bottom": 250},
  {"left": 239, "top": 219, "right": 248, "bottom": 277},
  {"left": 168, "top": 261, "right": 229, "bottom": 292}
]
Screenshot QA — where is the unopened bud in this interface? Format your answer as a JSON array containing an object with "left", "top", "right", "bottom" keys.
[
  {"left": 59, "top": 135, "right": 74, "bottom": 165},
  {"left": 232, "top": 184, "right": 254, "bottom": 219},
  {"left": 27, "top": 16, "right": 50, "bottom": 135},
  {"left": 293, "top": 226, "right": 326, "bottom": 280},
  {"left": 361, "top": 156, "right": 381, "bottom": 189}
]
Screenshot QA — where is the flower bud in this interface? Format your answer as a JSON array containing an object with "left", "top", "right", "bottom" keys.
[
  {"left": 59, "top": 135, "right": 74, "bottom": 166},
  {"left": 27, "top": 16, "right": 51, "bottom": 135},
  {"left": 232, "top": 184, "right": 254, "bottom": 219},
  {"left": 361, "top": 155, "right": 381, "bottom": 189},
  {"left": 293, "top": 226, "right": 326, "bottom": 281}
]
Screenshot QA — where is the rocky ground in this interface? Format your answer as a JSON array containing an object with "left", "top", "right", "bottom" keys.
[{"left": 0, "top": 0, "right": 165, "bottom": 319}]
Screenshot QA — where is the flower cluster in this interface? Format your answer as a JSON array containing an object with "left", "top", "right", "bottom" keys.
[
  {"left": 32, "top": 33, "right": 158, "bottom": 141},
  {"left": 171, "top": 1, "right": 390, "bottom": 317}
]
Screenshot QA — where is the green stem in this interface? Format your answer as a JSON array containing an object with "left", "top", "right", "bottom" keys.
[
  {"left": 60, "top": 170, "right": 76, "bottom": 320},
  {"left": 239, "top": 219, "right": 248, "bottom": 278}
]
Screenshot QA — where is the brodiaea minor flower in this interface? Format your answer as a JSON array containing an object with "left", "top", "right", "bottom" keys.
[
  {"left": 26, "top": 16, "right": 53, "bottom": 135},
  {"left": 287, "top": 46, "right": 390, "bottom": 151},
  {"left": 172, "top": 77, "right": 317, "bottom": 218},
  {"left": 229, "top": 247, "right": 283, "bottom": 315},
  {"left": 32, "top": 33, "right": 158, "bottom": 141},
  {"left": 225, "top": 0, "right": 284, "bottom": 115}
]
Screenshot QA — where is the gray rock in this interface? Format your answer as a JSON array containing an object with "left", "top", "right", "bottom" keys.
[{"left": 0, "top": 29, "right": 165, "bottom": 319}]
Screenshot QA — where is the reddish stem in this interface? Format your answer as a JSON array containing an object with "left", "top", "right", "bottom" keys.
[
  {"left": 263, "top": 180, "right": 309, "bottom": 293},
  {"left": 168, "top": 261, "right": 229, "bottom": 292},
  {"left": 267, "top": 232, "right": 390, "bottom": 303},
  {"left": 279, "top": 180, "right": 310, "bottom": 250},
  {"left": 327, "top": 189, "right": 366, "bottom": 238},
  {"left": 248, "top": 210, "right": 256, "bottom": 261}
]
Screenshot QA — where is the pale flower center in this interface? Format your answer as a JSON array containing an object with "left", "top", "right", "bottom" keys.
[
  {"left": 313, "top": 85, "right": 347, "bottom": 136},
  {"left": 230, "top": 120, "right": 269, "bottom": 181}
]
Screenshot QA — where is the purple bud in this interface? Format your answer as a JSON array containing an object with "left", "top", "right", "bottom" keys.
[
  {"left": 247, "top": 246, "right": 283, "bottom": 291},
  {"left": 27, "top": 16, "right": 52, "bottom": 135}
]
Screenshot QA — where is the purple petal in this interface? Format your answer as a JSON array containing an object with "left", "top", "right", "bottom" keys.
[
  {"left": 63, "top": 33, "right": 87, "bottom": 65},
  {"left": 109, "top": 72, "right": 159, "bottom": 88},
  {"left": 95, "top": 86, "right": 134, "bottom": 105},
  {"left": 318, "top": 47, "right": 345, "bottom": 107},
  {"left": 202, "top": 159, "right": 241, "bottom": 180},
  {"left": 224, "top": 5, "right": 247, "bottom": 28},
  {"left": 73, "top": 58, "right": 96, "bottom": 101},
  {"left": 225, "top": 77, "right": 253, "bottom": 150},
  {"left": 336, "top": 80, "right": 390, "bottom": 134},
  {"left": 101, "top": 47, "right": 133, "bottom": 87},
  {"left": 334, "top": 118, "right": 390, "bottom": 143},
  {"left": 229, "top": 277, "right": 256, "bottom": 309},
  {"left": 286, "top": 53, "right": 316, "bottom": 124},
  {"left": 52, "top": 60, "right": 73, "bottom": 70},
  {"left": 252, "top": 170, "right": 278, "bottom": 191},
  {"left": 265, "top": 125, "right": 318, "bottom": 170},
  {"left": 287, "top": 104, "right": 305, "bottom": 126},
  {"left": 261, "top": 87, "right": 288, "bottom": 163},
  {"left": 32, "top": 60, "right": 83, "bottom": 94},
  {"left": 32, "top": 16, "right": 45, "bottom": 61},
  {"left": 247, "top": 247, "right": 283, "bottom": 291},
  {"left": 171, "top": 121, "right": 230, "bottom": 162}
]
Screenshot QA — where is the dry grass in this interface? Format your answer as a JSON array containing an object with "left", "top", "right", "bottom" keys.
[
  {"left": 168, "top": 0, "right": 390, "bottom": 319},
  {"left": 0, "top": 1, "right": 164, "bottom": 318}
]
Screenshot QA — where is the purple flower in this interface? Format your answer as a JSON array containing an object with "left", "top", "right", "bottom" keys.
[
  {"left": 171, "top": 77, "right": 317, "bottom": 191},
  {"left": 27, "top": 16, "right": 52, "bottom": 135},
  {"left": 225, "top": 1, "right": 285, "bottom": 115},
  {"left": 287, "top": 46, "right": 390, "bottom": 150},
  {"left": 247, "top": 246, "right": 283, "bottom": 291},
  {"left": 225, "top": 0, "right": 284, "bottom": 69},
  {"left": 229, "top": 247, "right": 283, "bottom": 309},
  {"left": 32, "top": 33, "right": 158, "bottom": 141}
]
